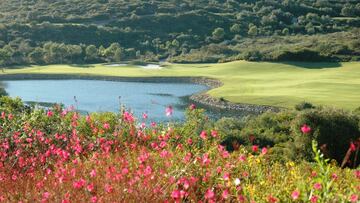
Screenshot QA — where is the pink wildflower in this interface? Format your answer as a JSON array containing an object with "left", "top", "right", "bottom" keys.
[
  {"left": 291, "top": 190, "right": 300, "bottom": 200},
  {"left": 350, "top": 194, "right": 358, "bottom": 203},
  {"left": 310, "top": 195, "right": 318, "bottom": 203},
  {"left": 171, "top": 190, "right": 181, "bottom": 199},
  {"left": 222, "top": 189, "right": 229, "bottom": 199},
  {"left": 90, "top": 169, "right": 96, "bottom": 178},
  {"left": 313, "top": 183, "right": 322, "bottom": 190},
  {"left": 301, "top": 124, "right": 311, "bottom": 134},
  {"left": 103, "top": 122, "right": 110, "bottom": 130},
  {"left": 350, "top": 142, "right": 357, "bottom": 152},
  {"left": 165, "top": 106, "right": 173, "bottom": 117},
  {"left": 91, "top": 196, "right": 98, "bottom": 203},
  {"left": 204, "top": 188, "right": 215, "bottom": 199},
  {"left": 47, "top": 110, "right": 53, "bottom": 117},
  {"left": 200, "top": 131, "right": 207, "bottom": 140},
  {"left": 142, "top": 113, "right": 148, "bottom": 119},
  {"left": 211, "top": 130, "right": 218, "bottom": 138},
  {"left": 261, "top": 147, "right": 268, "bottom": 155}
]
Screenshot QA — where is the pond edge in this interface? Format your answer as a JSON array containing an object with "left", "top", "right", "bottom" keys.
[{"left": 0, "top": 73, "right": 281, "bottom": 114}]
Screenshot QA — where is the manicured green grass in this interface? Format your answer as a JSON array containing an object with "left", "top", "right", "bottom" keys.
[{"left": 2, "top": 61, "right": 360, "bottom": 110}]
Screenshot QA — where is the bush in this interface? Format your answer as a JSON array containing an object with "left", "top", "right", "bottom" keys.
[
  {"left": 240, "top": 111, "right": 296, "bottom": 147},
  {"left": 291, "top": 108, "right": 360, "bottom": 165},
  {"left": 214, "top": 117, "right": 247, "bottom": 151},
  {"left": 239, "top": 107, "right": 360, "bottom": 165},
  {"left": 294, "top": 101, "right": 316, "bottom": 111},
  {"left": 128, "top": 60, "right": 148, "bottom": 66},
  {"left": 273, "top": 49, "right": 332, "bottom": 62}
]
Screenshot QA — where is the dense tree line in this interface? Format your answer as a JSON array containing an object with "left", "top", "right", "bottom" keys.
[
  {"left": 0, "top": 41, "right": 154, "bottom": 66},
  {"left": 0, "top": 0, "right": 359, "bottom": 65}
]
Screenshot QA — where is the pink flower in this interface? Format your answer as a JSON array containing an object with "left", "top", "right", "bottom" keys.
[
  {"left": 171, "top": 190, "right": 181, "bottom": 199},
  {"left": 301, "top": 124, "right": 311, "bottom": 134},
  {"left": 350, "top": 142, "right": 357, "bottom": 152},
  {"left": 313, "top": 183, "right": 322, "bottom": 190},
  {"left": 239, "top": 155, "right": 247, "bottom": 162},
  {"left": 310, "top": 195, "right": 318, "bottom": 203},
  {"left": 91, "top": 196, "right": 98, "bottom": 203},
  {"left": 189, "top": 104, "right": 196, "bottom": 110},
  {"left": 90, "top": 169, "right": 96, "bottom": 178},
  {"left": 204, "top": 188, "right": 215, "bottom": 199},
  {"left": 47, "top": 110, "right": 53, "bottom": 117},
  {"left": 165, "top": 106, "right": 173, "bottom": 117},
  {"left": 252, "top": 145, "right": 259, "bottom": 152},
  {"left": 268, "top": 195, "right": 278, "bottom": 203},
  {"left": 42, "top": 192, "right": 50, "bottom": 199},
  {"left": 142, "top": 113, "right": 148, "bottom": 119},
  {"left": 355, "top": 170, "right": 360, "bottom": 179},
  {"left": 123, "top": 111, "right": 134, "bottom": 123},
  {"left": 261, "top": 147, "right": 268, "bottom": 155},
  {"left": 291, "top": 190, "right": 300, "bottom": 200},
  {"left": 238, "top": 195, "right": 246, "bottom": 202},
  {"left": 103, "top": 123, "right": 110, "bottom": 130},
  {"left": 223, "top": 172, "right": 230, "bottom": 181},
  {"left": 350, "top": 194, "right": 358, "bottom": 203},
  {"left": 222, "top": 189, "right": 229, "bottom": 199},
  {"left": 211, "top": 130, "right": 218, "bottom": 138},
  {"left": 202, "top": 153, "right": 211, "bottom": 166},
  {"left": 200, "top": 131, "right": 207, "bottom": 140},
  {"left": 121, "top": 167, "right": 129, "bottom": 175},
  {"left": 87, "top": 183, "right": 94, "bottom": 192},
  {"left": 73, "top": 179, "right": 86, "bottom": 189},
  {"left": 104, "top": 184, "right": 113, "bottom": 193}
]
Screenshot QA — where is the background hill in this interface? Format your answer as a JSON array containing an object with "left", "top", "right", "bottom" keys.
[{"left": 0, "top": 0, "right": 359, "bottom": 65}]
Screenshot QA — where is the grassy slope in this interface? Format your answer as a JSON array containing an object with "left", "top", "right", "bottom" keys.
[{"left": 2, "top": 61, "right": 360, "bottom": 110}]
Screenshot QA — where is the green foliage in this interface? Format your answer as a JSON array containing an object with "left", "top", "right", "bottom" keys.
[
  {"left": 248, "top": 25, "right": 258, "bottom": 36},
  {"left": 0, "top": 96, "right": 25, "bottom": 113},
  {"left": 212, "top": 28, "right": 225, "bottom": 41},
  {"left": 273, "top": 49, "right": 332, "bottom": 62},
  {"left": 241, "top": 111, "right": 296, "bottom": 147},
  {"left": 291, "top": 108, "right": 360, "bottom": 164},
  {"left": 310, "top": 140, "right": 336, "bottom": 201},
  {"left": 230, "top": 107, "right": 360, "bottom": 165},
  {"left": 295, "top": 101, "right": 316, "bottom": 111},
  {"left": 0, "top": 0, "right": 359, "bottom": 65}
]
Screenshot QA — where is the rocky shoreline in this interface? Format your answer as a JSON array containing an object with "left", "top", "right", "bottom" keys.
[{"left": 0, "top": 73, "right": 281, "bottom": 114}]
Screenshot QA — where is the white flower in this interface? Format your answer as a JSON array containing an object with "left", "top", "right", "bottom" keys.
[{"left": 234, "top": 178, "right": 241, "bottom": 186}]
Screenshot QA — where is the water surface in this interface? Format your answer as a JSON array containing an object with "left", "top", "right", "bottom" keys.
[{"left": 3, "top": 80, "right": 208, "bottom": 121}]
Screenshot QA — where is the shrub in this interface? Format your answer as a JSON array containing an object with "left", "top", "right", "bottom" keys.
[
  {"left": 273, "top": 49, "right": 332, "bottom": 62},
  {"left": 214, "top": 117, "right": 247, "bottom": 151},
  {"left": 295, "top": 101, "right": 316, "bottom": 111},
  {"left": 128, "top": 60, "right": 148, "bottom": 66},
  {"left": 240, "top": 111, "right": 296, "bottom": 147},
  {"left": 291, "top": 108, "right": 360, "bottom": 165}
]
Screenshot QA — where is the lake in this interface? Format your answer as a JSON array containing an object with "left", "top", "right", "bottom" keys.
[{"left": 2, "top": 80, "right": 209, "bottom": 121}]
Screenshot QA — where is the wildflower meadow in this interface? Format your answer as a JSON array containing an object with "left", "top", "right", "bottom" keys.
[{"left": 0, "top": 97, "right": 358, "bottom": 202}]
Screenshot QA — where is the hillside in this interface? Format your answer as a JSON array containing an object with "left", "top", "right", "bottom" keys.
[{"left": 0, "top": 0, "right": 360, "bottom": 66}]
